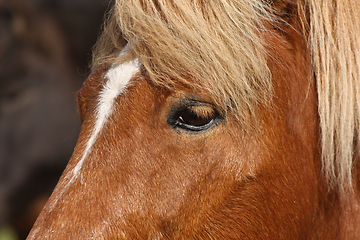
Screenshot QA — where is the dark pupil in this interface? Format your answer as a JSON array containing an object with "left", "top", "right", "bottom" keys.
[{"left": 179, "top": 107, "right": 213, "bottom": 126}]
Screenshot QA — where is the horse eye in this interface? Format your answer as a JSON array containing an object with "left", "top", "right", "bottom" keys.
[{"left": 174, "top": 105, "right": 219, "bottom": 131}]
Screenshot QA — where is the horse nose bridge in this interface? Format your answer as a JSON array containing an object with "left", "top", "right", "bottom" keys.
[{"left": 25, "top": 144, "right": 131, "bottom": 239}]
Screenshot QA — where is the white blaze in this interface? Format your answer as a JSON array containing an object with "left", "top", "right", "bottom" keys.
[{"left": 70, "top": 57, "right": 141, "bottom": 183}]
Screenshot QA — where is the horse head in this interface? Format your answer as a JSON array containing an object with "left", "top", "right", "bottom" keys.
[{"left": 27, "top": 0, "right": 360, "bottom": 239}]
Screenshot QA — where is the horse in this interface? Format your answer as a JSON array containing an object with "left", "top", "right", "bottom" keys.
[{"left": 27, "top": 0, "right": 360, "bottom": 239}]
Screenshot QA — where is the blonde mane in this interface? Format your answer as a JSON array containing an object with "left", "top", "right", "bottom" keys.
[
  {"left": 93, "top": 0, "right": 274, "bottom": 122},
  {"left": 308, "top": 0, "right": 360, "bottom": 191},
  {"left": 92, "top": 0, "right": 360, "bottom": 191}
]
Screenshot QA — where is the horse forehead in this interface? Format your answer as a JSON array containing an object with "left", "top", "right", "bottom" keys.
[
  {"left": 77, "top": 60, "right": 141, "bottom": 160},
  {"left": 59, "top": 60, "right": 142, "bottom": 200}
]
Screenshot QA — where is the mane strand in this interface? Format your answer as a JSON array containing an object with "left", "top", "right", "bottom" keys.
[{"left": 308, "top": 0, "right": 360, "bottom": 191}]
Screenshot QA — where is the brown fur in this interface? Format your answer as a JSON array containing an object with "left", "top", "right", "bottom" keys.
[{"left": 27, "top": 0, "right": 360, "bottom": 239}]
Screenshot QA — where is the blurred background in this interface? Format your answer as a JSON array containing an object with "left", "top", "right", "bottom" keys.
[{"left": 0, "top": 0, "right": 111, "bottom": 239}]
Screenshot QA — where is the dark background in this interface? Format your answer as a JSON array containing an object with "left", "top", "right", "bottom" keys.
[{"left": 0, "top": 0, "right": 111, "bottom": 238}]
